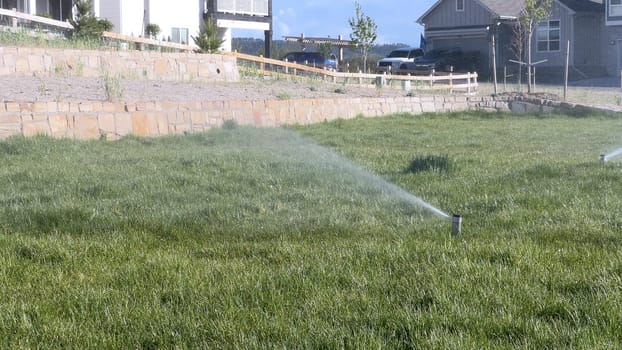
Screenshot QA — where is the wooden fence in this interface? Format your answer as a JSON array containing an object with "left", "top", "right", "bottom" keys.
[
  {"left": 0, "top": 7, "right": 72, "bottom": 30},
  {"left": 100, "top": 31, "right": 195, "bottom": 52},
  {"left": 226, "top": 51, "right": 479, "bottom": 93}
]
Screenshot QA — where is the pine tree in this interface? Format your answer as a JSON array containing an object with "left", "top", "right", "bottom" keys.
[
  {"left": 192, "top": 17, "right": 224, "bottom": 53},
  {"left": 68, "top": 0, "right": 113, "bottom": 39}
]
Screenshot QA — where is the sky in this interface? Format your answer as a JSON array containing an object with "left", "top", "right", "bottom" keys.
[{"left": 233, "top": 0, "right": 438, "bottom": 47}]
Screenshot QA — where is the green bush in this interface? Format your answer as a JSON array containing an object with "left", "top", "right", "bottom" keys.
[
  {"left": 68, "top": 0, "right": 113, "bottom": 39},
  {"left": 192, "top": 17, "right": 224, "bottom": 53},
  {"left": 145, "top": 23, "right": 161, "bottom": 39}
]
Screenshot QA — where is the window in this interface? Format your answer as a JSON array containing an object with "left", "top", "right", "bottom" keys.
[
  {"left": 536, "top": 20, "right": 560, "bottom": 52},
  {"left": 456, "top": 0, "right": 464, "bottom": 11},
  {"left": 171, "top": 27, "right": 189, "bottom": 45},
  {"left": 611, "top": 0, "right": 622, "bottom": 16}
]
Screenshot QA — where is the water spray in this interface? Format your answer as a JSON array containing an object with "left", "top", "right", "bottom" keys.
[
  {"left": 452, "top": 214, "right": 462, "bottom": 236},
  {"left": 602, "top": 147, "right": 622, "bottom": 162}
]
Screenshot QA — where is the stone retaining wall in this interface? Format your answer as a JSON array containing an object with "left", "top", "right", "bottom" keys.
[
  {"left": 0, "top": 46, "right": 238, "bottom": 81},
  {"left": 507, "top": 96, "right": 619, "bottom": 115},
  {"left": 0, "top": 95, "right": 509, "bottom": 140}
]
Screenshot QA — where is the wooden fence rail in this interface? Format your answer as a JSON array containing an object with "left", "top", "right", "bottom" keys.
[
  {"left": 100, "top": 31, "right": 195, "bottom": 52},
  {"left": 225, "top": 51, "right": 478, "bottom": 93},
  {"left": 0, "top": 7, "right": 72, "bottom": 30}
]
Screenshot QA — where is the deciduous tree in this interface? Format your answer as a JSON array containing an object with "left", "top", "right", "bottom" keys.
[
  {"left": 348, "top": 2, "right": 377, "bottom": 73},
  {"left": 511, "top": 20, "right": 527, "bottom": 90},
  {"left": 519, "top": 0, "right": 552, "bottom": 92}
]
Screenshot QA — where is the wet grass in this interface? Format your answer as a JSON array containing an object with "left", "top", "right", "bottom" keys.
[{"left": 1, "top": 111, "right": 622, "bottom": 348}]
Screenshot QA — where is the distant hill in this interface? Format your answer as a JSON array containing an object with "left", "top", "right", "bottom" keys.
[
  {"left": 231, "top": 37, "right": 410, "bottom": 60},
  {"left": 231, "top": 37, "right": 417, "bottom": 72}
]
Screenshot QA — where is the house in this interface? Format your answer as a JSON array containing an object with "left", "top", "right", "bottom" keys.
[
  {"left": 0, "top": 0, "right": 72, "bottom": 21},
  {"left": 604, "top": 0, "right": 622, "bottom": 75},
  {"left": 417, "top": 0, "right": 619, "bottom": 79},
  {"left": 98, "top": 0, "right": 201, "bottom": 45},
  {"left": 1, "top": 0, "right": 273, "bottom": 54}
]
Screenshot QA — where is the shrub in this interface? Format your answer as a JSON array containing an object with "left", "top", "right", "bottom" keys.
[
  {"left": 192, "top": 17, "right": 224, "bottom": 53},
  {"left": 405, "top": 154, "right": 454, "bottom": 174},
  {"left": 68, "top": 0, "right": 113, "bottom": 39},
  {"left": 145, "top": 23, "right": 161, "bottom": 39}
]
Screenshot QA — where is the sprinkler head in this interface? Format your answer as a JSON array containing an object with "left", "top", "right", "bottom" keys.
[
  {"left": 452, "top": 214, "right": 462, "bottom": 236},
  {"left": 600, "top": 154, "right": 607, "bottom": 162}
]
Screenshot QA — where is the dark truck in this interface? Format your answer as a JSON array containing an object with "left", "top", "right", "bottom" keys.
[{"left": 397, "top": 47, "right": 479, "bottom": 74}]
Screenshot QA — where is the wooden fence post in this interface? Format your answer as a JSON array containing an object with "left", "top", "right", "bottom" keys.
[
  {"left": 504, "top": 66, "right": 507, "bottom": 92},
  {"left": 563, "top": 40, "right": 570, "bottom": 101},
  {"left": 449, "top": 67, "right": 453, "bottom": 94},
  {"left": 533, "top": 66, "right": 536, "bottom": 92},
  {"left": 11, "top": 8, "right": 18, "bottom": 28}
]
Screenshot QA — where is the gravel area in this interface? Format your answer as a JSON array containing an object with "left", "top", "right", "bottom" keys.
[
  {"left": 0, "top": 76, "right": 414, "bottom": 103},
  {"left": 3, "top": 76, "right": 620, "bottom": 114}
]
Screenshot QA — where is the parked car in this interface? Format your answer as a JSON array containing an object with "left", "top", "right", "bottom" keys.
[
  {"left": 376, "top": 47, "right": 424, "bottom": 74},
  {"left": 281, "top": 51, "right": 338, "bottom": 71},
  {"left": 398, "top": 47, "right": 476, "bottom": 73}
]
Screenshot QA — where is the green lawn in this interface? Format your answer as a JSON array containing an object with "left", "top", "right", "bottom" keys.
[{"left": 1, "top": 111, "right": 622, "bottom": 348}]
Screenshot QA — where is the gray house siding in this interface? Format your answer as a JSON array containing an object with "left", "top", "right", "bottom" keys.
[
  {"left": 575, "top": 14, "right": 603, "bottom": 66},
  {"left": 531, "top": 2, "right": 573, "bottom": 68},
  {"left": 423, "top": 0, "right": 494, "bottom": 28},
  {"left": 602, "top": 0, "right": 622, "bottom": 75},
  {"left": 603, "top": 26, "right": 622, "bottom": 75}
]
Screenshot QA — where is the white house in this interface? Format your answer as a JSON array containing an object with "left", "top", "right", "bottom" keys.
[
  {"left": 97, "top": 0, "right": 201, "bottom": 45},
  {"left": 1, "top": 0, "right": 273, "bottom": 53},
  {"left": 0, "top": 0, "right": 72, "bottom": 20}
]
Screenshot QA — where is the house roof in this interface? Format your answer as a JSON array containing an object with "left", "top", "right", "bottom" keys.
[
  {"left": 477, "top": 0, "right": 603, "bottom": 16},
  {"left": 476, "top": 0, "right": 525, "bottom": 18},
  {"left": 557, "top": 0, "right": 603, "bottom": 12},
  {"left": 481, "top": 0, "right": 603, "bottom": 15},
  {"left": 418, "top": 0, "right": 604, "bottom": 24}
]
